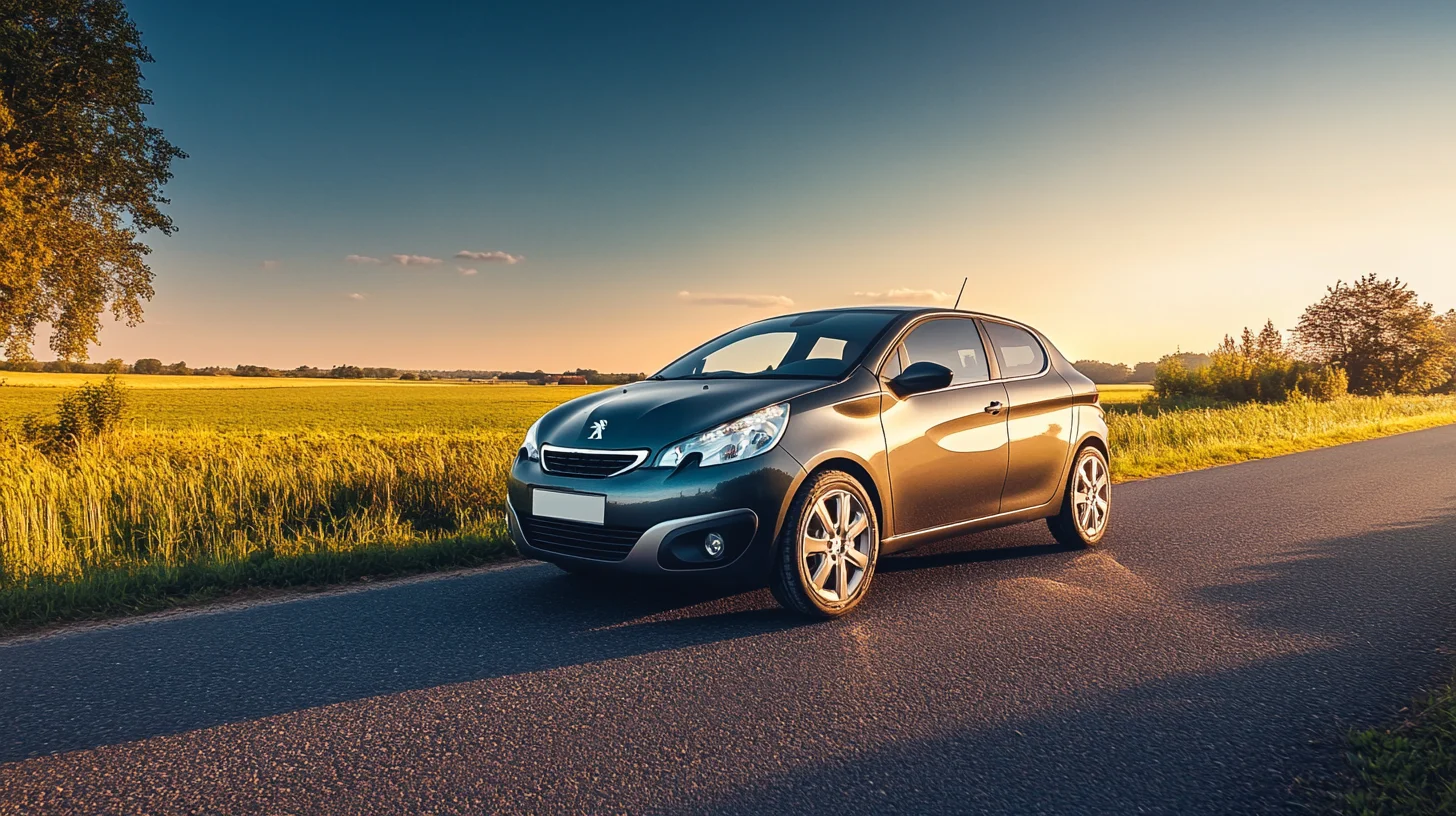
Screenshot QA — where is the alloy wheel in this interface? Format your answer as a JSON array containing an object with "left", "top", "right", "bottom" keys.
[
  {"left": 801, "top": 489, "right": 872, "bottom": 604},
  {"left": 1073, "top": 453, "right": 1110, "bottom": 538}
]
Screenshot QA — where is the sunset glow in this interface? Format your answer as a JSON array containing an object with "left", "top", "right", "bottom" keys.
[{"left": 69, "top": 1, "right": 1456, "bottom": 372}]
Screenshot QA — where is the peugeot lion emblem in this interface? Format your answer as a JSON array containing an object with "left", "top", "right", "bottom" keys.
[{"left": 588, "top": 419, "right": 608, "bottom": 440}]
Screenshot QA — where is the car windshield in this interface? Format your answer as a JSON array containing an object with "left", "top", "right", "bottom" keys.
[{"left": 652, "top": 310, "right": 900, "bottom": 380}]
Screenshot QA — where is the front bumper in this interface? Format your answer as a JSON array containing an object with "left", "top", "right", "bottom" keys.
[{"left": 507, "top": 446, "right": 803, "bottom": 577}]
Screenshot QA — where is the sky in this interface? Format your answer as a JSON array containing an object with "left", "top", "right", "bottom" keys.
[{"left": 64, "top": 0, "right": 1456, "bottom": 372}]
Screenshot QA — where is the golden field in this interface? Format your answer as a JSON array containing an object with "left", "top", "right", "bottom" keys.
[{"left": 1, "top": 372, "right": 1453, "bottom": 630}]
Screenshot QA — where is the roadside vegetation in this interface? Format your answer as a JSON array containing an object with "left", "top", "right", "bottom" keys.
[
  {"left": 1309, "top": 674, "right": 1456, "bottom": 814},
  {"left": 1105, "top": 394, "right": 1456, "bottom": 481},
  {"left": 2, "top": 371, "right": 1455, "bottom": 632},
  {"left": 0, "top": 380, "right": 544, "bottom": 629}
]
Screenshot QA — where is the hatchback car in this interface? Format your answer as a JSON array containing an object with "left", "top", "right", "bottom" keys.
[{"left": 508, "top": 307, "right": 1109, "bottom": 617}]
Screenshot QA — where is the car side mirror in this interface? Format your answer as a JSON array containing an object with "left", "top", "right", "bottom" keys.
[{"left": 888, "top": 361, "right": 953, "bottom": 397}]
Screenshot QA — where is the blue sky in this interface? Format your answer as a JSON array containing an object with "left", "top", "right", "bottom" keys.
[{"left": 84, "top": 0, "right": 1456, "bottom": 370}]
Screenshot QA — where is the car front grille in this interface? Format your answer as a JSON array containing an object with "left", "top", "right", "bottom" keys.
[
  {"left": 540, "top": 446, "right": 648, "bottom": 479},
  {"left": 521, "top": 516, "right": 646, "bottom": 562}
]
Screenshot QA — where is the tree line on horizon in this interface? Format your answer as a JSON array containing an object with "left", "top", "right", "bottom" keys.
[
  {"left": 1077, "top": 275, "right": 1455, "bottom": 402},
  {"left": 0, "top": 358, "right": 647, "bottom": 385}
]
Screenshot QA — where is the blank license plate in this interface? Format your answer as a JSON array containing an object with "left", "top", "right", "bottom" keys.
[{"left": 532, "top": 489, "right": 605, "bottom": 525}]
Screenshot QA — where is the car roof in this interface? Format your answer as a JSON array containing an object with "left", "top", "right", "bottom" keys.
[{"left": 782, "top": 305, "right": 1024, "bottom": 325}]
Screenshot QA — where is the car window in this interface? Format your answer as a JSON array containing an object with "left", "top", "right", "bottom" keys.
[
  {"left": 983, "top": 321, "right": 1047, "bottom": 378},
  {"left": 654, "top": 310, "right": 900, "bottom": 380},
  {"left": 900, "top": 318, "right": 990, "bottom": 385},
  {"left": 806, "top": 336, "right": 847, "bottom": 360},
  {"left": 702, "top": 332, "right": 796, "bottom": 375}
]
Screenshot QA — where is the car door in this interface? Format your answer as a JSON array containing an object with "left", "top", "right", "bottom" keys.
[
  {"left": 980, "top": 319, "right": 1075, "bottom": 511},
  {"left": 879, "top": 316, "right": 1010, "bottom": 535}
]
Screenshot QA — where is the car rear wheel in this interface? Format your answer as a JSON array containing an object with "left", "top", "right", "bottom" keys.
[
  {"left": 1048, "top": 445, "right": 1111, "bottom": 547},
  {"left": 769, "top": 470, "right": 880, "bottom": 618}
]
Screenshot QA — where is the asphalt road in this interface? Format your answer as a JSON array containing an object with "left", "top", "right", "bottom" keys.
[{"left": 2, "top": 427, "right": 1455, "bottom": 815}]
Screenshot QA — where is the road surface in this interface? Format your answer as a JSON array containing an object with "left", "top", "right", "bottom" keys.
[{"left": 2, "top": 426, "right": 1455, "bottom": 814}]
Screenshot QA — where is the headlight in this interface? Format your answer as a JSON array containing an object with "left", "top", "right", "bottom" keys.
[
  {"left": 656, "top": 403, "right": 789, "bottom": 468},
  {"left": 520, "top": 418, "right": 542, "bottom": 461}
]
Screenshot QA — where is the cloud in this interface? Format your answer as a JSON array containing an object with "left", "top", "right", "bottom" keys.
[
  {"left": 852, "top": 288, "right": 952, "bottom": 304},
  {"left": 349, "top": 292, "right": 366, "bottom": 301},
  {"left": 454, "top": 250, "right": 523, "bottom": 264},
  {"left": 261, "top": 260, "right": 280, "bottom": 270},
  {"left": 677, "top": 291, "right": 795, "bottom": 308},
  {"left": 458, "top": 267, "right": 479, "bottom": 276},
  {"left": 345, "top": 254, "right": 382, "bottom": 264},
  {"left": 391, "top": 254, "right": 443, "bottom": 266}
]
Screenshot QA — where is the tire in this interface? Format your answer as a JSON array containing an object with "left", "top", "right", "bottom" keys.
[
  {"left": 1048, "top": 445, "right": 1111, "bottom": 548},
  {"left": 769, "top": 470, "right": 880, "bottom": 619}
]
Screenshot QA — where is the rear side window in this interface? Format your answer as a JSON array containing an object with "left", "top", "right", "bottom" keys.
[
  {"left": 983, "top": 321, "right": 1047, "bottom": 378},
  {"left": 900, "top": 318, "right": 990, "bottom": 385}
]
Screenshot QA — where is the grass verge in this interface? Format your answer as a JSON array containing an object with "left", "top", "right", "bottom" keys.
[
  {"left": 1309, "top": 673, "right": 1456, "bottom": 814},
  {"left": 1105, "top": 395, "right": 1456, "bottom": 481},
  {"left": 0, "top": 532, "right": 513, "bottom": 633}
]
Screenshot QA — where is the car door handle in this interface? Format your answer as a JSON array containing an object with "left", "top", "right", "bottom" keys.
[{"left": 984, "top": 401, "right": 1004, "bottom": 415}]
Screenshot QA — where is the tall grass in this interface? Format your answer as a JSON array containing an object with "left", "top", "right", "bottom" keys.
[
  {"left": 0, "top": 429, "right": 521, "bottom": 627},
  {"left": 1107, "top": 395, "right": 1456, "bottom": 480},
  {"left": 2, "top": 394, "right": 1455, "bottom": 631}
]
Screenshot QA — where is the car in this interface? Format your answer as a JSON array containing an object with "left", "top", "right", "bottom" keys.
[{"left": 507, "top": 307, "right": 1110, "bottom": 617}]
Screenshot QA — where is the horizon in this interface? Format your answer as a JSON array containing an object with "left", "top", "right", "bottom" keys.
[{"left": 31, "top": 0, "right": 1456, "bottom": 371}]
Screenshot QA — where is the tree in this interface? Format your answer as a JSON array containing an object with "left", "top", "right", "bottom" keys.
[
  {"left": 1293, "top": 275, "right": 1453, "bottom": 395},
  {"left": 1072, "top": 360, "right": 1132, "bottom": 384},
  {"left": 0, "top": 1, "right": 184, "bottom": 361},
  {"left": 131, "top": 357, "right": 161, "bottom": 374},
  {"left": 1254, "top": 320, "right": 1284, "bottom": 358},
  {"left": 1130, "top": 361, "right": 1157, "bottom": 382}
]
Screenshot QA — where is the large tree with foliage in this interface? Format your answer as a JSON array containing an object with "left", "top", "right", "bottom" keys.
[
  {"left": 0, "top": 0, "right": 182, "bottom": 361},
  {"left": 1293, "top": 275, "right": 1452, "bottom": 395}
]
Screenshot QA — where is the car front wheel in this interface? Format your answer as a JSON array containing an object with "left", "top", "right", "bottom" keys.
[
  {"left": 769, "top": 470, "right": 880, "bottom": 618},
  {"left": 1048, "top": 445, "right": 1111, "bottom": 547}
]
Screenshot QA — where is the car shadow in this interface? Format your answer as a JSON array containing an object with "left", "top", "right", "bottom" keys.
[{"left": 0, "top": 521, "right": 1082, "bottom": 763}]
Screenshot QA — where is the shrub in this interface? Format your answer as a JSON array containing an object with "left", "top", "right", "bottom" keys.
[
  {"left": 1296, "top": 365, "right": 1348, "bottom": 401},
  {"left": 20, "top": 376, "right": 129, "bottom": 451},
  {"left": 1155, "top": 323, "right": 1346, "bottom": 405}
]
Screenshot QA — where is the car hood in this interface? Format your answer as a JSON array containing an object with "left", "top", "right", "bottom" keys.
[{"left": 537, "top": 378, "right": 826, "bottom": 451}]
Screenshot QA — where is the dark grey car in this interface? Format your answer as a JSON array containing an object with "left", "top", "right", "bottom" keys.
[{"left": 508, "top": 307, "right": 1109, "bottom": 617}]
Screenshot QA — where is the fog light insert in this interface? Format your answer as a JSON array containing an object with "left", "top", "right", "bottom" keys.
[{"left": 703, "top": 532, "right": 726, "bottom": 559}]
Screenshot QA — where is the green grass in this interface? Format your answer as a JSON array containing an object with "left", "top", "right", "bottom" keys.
[
  {"left": 2, "top": 373, "right": 1455, "bottom": 634},
  {"left": 1312, "top": 674, "right": 1456, "bottom": 814},
  {"left": 0, "top": 427, "right": 532, "bottom": 630},
  {"left": 0, "top": 377, "right": 600, "bottom": 631},
  {"left": 1106, "top": 395, "right": 1456, "bottom": 481}
]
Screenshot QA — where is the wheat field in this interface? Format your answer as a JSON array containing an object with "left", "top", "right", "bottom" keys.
[{"left": 2, "top": 373, "right": 1454, "bottom": 630}]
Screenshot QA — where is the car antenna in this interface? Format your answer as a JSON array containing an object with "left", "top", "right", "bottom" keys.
[{"left": 952, "top": 277, "right": 968, "bottom": 310}]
